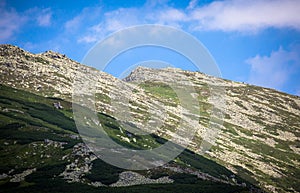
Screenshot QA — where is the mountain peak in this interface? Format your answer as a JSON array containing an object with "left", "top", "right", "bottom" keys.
[
  {"left": 0, "top": 44, "right": 27, "bottom": 56},
  {"left": 123, "top": 66, "right": 185, "bottom": 82},
  {"left": 41, "top": 50, "right": 68, "bottom": 59}
]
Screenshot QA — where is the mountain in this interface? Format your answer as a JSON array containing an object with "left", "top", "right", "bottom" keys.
[{"left": 0, "top": 44, "right": 299, "bottom": 193}]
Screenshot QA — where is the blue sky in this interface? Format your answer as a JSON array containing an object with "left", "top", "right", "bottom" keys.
[{"left": 1, "top": 0, "right": 300, "bottom": 96}]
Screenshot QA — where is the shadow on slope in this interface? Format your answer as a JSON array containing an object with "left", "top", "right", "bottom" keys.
[{"left": 0, "top": 85, "right": 260, "bottom": 193}]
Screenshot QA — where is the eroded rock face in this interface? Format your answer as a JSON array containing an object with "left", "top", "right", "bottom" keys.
[
  {"left": 1, "top": 44, "right": 300, "bottom": 192},
  {"left": 110, "top": 171, "right": 173, "bottom": 187}
]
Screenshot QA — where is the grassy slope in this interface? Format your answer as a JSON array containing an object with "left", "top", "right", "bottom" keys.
[
  {"left": 139, "top": 79, "right": 300, "bottom": 193},
  {"left": 0, "top": 84, "right": 253, "bottom": 192}
]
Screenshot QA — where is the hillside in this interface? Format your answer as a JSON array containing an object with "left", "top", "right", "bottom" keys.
[{"left": 0, "top": 44, "right": 299, "bottom": 192}]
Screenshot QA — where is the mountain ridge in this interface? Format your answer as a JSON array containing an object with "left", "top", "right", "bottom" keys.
[{"left": 0, "top": 44, "right": 299, "bottom": 193}]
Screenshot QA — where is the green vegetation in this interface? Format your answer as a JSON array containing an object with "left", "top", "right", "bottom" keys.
[
  {"left": 0, "top": 85, "right": 79, "bottom": 175},
  {"left": 177, "top": 149, "right": 235, "bottom": 179},
  {"left": 169, "top": 173, "right": 198, "bottom": 184},
  {"left": 95, "top": 92, "right": 111, "bottom": 104},
  {"left": 230, "top": 135, "right": 300, "bottom": 192},
  {"left": 139, "top": 81, "right": 179, "bottom": 106},
  {"left": 2, "top": 46, "right": 300, "bottom": 193},
  {"left": 0, "top": 84, "right": 253, "bottom": 192},
  {"left": 85, "top": 159, "right": 124, "bottom": 185},
  {"left": 97, "top": 112, "right": 160, "bottom": 150},
  {"left": 1, "top": 180, "right": 250, "bottom": 193}
]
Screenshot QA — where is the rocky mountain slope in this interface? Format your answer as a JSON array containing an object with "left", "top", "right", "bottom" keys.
[{"left": 0, "top": 44, "right": 299, "bottom": 192}]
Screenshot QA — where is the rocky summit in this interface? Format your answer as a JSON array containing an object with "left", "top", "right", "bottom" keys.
[{"left": 0, "top": 44, "right": 299, "bottom": 193}]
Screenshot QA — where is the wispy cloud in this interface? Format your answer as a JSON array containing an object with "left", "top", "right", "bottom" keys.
[
  {"left": 190, "top": 0, "right": 300, "bottom": 32},
  {"left": 0, "top": 2, "right": 27, "bottom": 42},
  {"left": 75, "top": 7, "right": 142, "bottom": 43},
  {"left": 25, "top": 7, "right": 53, "bottom": 27},
  {"left": 36, "top": 8, "right": 52, "bottom": 27},
  {"left": 0, "top": 2, "right": 54, "bottom": 42},
  {"left": 71, "top": 0, "right": 300, "bottom": 44},
  {"left": 65, "top": 6, "right": 102, "bottom": 32},
  {"left": 246, "top": 46, "right": 300, "bottom": 91},
  {"left": 65, "top": 14, "right": 83, "bottom": 32},
  {"left": 155, "top": 8, "right": 187, "bottom": 26},
  {"left": 187, "top": 0, "right": 198, "bottom": 10}
]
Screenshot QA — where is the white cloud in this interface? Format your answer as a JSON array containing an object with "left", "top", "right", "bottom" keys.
[
  {"left": 246, "top": 46, "right": 300, "bottom": 90},
  {"left": 64, "top": 6, "right": 102, "bottom": 32},
  {"left": 78, "top": 35, "right": 98, "bottom": 44},
  {"left": 37, "top": 8, "right": 52, "bottom": 27},
  {"left": 64, "top": 6, "right": 104, "bottom": 44},
  {"left": 0, "top": 2, "right": 55, "bottom": 42},
  {"left": 65, "top": 15, "right": 82, "bottom": 32},
  {"left": 190, "top": 0, "right": 300, "bottom": 32},
  {"left": 2, "top": 0, "right": 300, "bottom": 45},
  {"left": 64, "top": 11, "right": 86, "bottom": 32},
  {"left": 187, "top": 0, "right": 198, "bottom": 10},
  {"left": 24, "top": 7, "right": 54, "bottom": 27},
  {"left": 73, "top": 0, "right": 300, "bottom": 44},
  {"left": 158, "top": 8, "right": 187, "bottom": 22},
  {"left": 74, "top": 5, "right": 188, "bottom": 43},
  {"left": 145, "top": 0, "right": 170, "bottom": 8},
  {"left": 75, "top": 7, "right": 142, "bottom": 43},
  {"left": 156, "top": 8, "right": 187, "bottom": 26},
  {"left": 0, "top": 3, "right": 27, "bottom": 42}
]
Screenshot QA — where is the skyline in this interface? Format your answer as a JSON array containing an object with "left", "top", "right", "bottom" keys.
[{"left": 1, "top": 0, "right": 300, "bottom": 96}]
